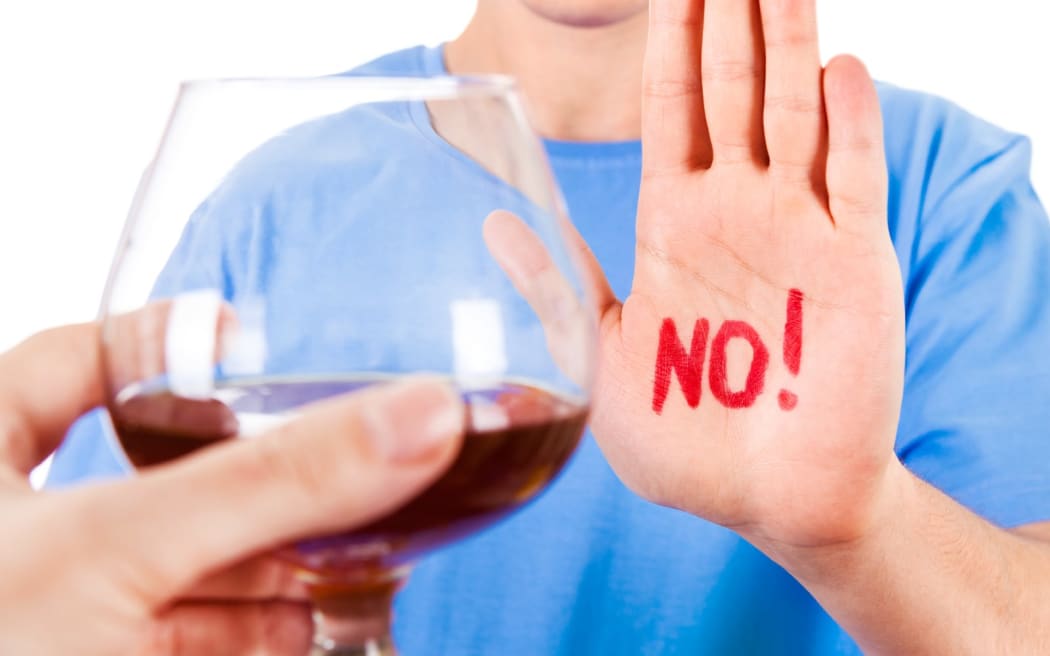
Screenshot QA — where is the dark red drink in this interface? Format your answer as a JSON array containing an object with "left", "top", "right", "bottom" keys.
[{"left": 110, "top": 376, "right": 588, "bottom": 579}]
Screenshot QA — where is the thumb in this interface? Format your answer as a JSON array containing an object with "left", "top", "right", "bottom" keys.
[
  {"left": 823, "top": 54, "right": 888, "bottom": 232},
  {"left": 68, "top": 379, "right": 463, "bottom": 606}
]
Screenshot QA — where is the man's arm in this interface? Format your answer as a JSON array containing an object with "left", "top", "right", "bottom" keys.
[
  {"left": 483, "top": 1, "right": 1050, "bottom": 649},
  {"left": 760, "top": 462, "right": 1050, "bottom": 655},
  {"left": 562, "top": 1, "right": 1050, "bottom": 652}
]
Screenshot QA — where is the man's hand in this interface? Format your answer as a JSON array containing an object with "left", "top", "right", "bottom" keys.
[
  {"left": 486, "top": 3, "right": 1050, "bottom": 653},
  {"left": 0, "top": 320, "right": 464, "bottom": 655},
  {"left": 558, "top": 0, "right": 906, "bottom": 550},
  {"left": 487, "top": 0, "right": 905, "bottom": 552}
]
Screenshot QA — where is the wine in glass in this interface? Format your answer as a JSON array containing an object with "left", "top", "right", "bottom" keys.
[{"left": 97, "top": 76, "right": 595, "bottom": 654}]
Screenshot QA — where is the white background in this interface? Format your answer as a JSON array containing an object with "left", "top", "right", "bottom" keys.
[{"left": 1, "top": 0, "right": 1048, "bottom": 353}]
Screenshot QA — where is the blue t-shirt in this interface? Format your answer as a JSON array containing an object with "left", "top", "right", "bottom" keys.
[{"left": 50, "top": 45, "right": 1050, "bottom": 654}]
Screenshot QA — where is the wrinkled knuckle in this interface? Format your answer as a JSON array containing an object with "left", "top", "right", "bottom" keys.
[
  {"left": 254, "top": 603, "right": 280, "bottom": 646},
  {"left": 141, "top": 617, "right": 181, "bottom": 656},
  {"left": 643, "top": 79, "right": 702, "bottom": 99},
  {"left": 711, "top": 139, "right": 759, "bottom": 167},
  {"left": 763, "top": 23, "right": 818, "bottom": 50},
  {"left": 256, "top": 601, "right": 311, "bottom": 652},
  {"left": 249, "top": 435, "right": 336, "bottom": 510},
  {"left": 0, "top": 415, "right": 30, "bottom": 469},
  {"left": 770, "top": 163, "right": 820, "bottom": 189},
  {"left": 764, "top": 0, "right": 817, "bottom": 19},
  {"left": 650, "top": 2, "right": 701, "bottom": 26},
  {"left": 765, "top": 93, "right": 823, "bottom": 116},
  {"left": 261, "top": 559, "right": 300, "bottom": 599},
  {"left": 650, "top": 13, "right": 702, "bottom": 29},
  {"left": 829, "top": 137, "right": 880, "bottom": 155},
  {"left": 702, "top": 60, "right": 764, "bottom": 84},
  {"left": 831, "top": 192, "right": 885, "bottom": 218}
]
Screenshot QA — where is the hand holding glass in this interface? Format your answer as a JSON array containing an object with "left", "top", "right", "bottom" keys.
[{"left": 99, "top": 77, "right": 595, "bottom": 654}]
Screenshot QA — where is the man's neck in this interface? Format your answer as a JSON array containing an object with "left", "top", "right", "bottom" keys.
[{"left": 445, "top": 2, "right": 647, "bottom": 142}]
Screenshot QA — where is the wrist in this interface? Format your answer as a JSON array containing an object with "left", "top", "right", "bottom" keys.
[{"left": 747, "top": 458, "right": 917, "bottom": 585}]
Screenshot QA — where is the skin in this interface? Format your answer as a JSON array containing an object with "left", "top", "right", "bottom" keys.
[
  {"left": 458, "top": 1, "right": 1050, "bottom": 653},
  {"left": 0, "top": 317, "right": 465, "bottom": 654}
]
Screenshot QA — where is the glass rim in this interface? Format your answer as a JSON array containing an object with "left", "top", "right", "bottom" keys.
[{"left": 178, "top": 74, "right": 519, "bottom": 100}]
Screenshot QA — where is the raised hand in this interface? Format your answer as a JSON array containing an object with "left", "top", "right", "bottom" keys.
[
  {"left": 489, "top": 0, "right": 906, "bottom": 552},
  {"left": 603, "top": 0, "right": 906, "bottom": 548}
]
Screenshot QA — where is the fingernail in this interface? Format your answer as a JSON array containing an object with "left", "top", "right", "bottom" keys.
[{"left": 362, "top": 380, "right": 465, "bottom": 463}]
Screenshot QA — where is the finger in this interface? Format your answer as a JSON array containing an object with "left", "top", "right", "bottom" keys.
[
  {"left": 823, "top": 55, "right": 888, "bottom": 230},
  {"left": 642, "top": 0, "right": 711, "bottom": 175},
  {"left": 0, "top": 321, "right": 106, "bottom": 474},
  {"left": 0, "top": 300, "right": 234, "bottom": 475},
  {"left": 104, "top": 293, "right": 238, "bottom": 397},
  {"left": 484, "top": 211, "right": 609, "bottom": 384},
  {"left": 485, "top": 211, "right": 618, "bottom": 324},
  {"left": 702, "top": 0, "right": 767, "bottom": 164},
  {"left": 75, "top": 379, "right": 464, "bottom": 606},
  {"left": 138, "top": 601, "right": 312, "bottom": 656},
  {"left": 760, "top": 0, "right": 825, "bottom": 181},
  {"left": 559, "top": 216, "right": 620, "bottom": 324},
  {"left": 181, "top": 556, "right": 308, "bottom": 602},
  {"left": 489, "top": 211, "right": 616, "bottom": 315}
]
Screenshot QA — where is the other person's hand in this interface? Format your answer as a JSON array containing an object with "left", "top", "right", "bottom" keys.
[{"left": 0, "top": 319, "right": 464, "bottom": 654}]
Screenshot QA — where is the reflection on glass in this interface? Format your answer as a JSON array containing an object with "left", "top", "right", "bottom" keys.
[{"left": 98, "top": 76, "right": 596, "bottom": 654}]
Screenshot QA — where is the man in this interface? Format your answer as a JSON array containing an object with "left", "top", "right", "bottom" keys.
[{"left": 51, "top": 1, "right": 1050, "bottom": 653}]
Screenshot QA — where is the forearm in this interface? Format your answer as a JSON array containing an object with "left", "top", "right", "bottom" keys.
[{"left": 756, "top": 461, "right": 1050, "bottom": 655}]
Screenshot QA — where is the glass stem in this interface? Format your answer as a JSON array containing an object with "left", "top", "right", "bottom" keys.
[{"left": 308, "top": 569, "right": 406, "bottom": 656}]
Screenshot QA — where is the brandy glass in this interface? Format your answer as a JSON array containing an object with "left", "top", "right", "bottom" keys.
[{"left": 98, "top": 77, "right": 595, "bottom": 655}]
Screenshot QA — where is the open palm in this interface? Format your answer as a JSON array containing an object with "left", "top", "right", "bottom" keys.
[{"left": 487, "top": 0, "right": 906, "bottom": 550}]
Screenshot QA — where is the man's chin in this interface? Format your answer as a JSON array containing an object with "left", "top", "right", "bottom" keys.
[{"left": 520, "top": 0, "right": 648, "bottom": 29}]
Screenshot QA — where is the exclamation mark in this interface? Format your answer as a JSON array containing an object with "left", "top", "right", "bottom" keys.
[{"left": 778, "top": 289, "right": 804, "bottom": 411}]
